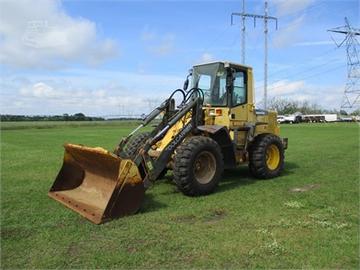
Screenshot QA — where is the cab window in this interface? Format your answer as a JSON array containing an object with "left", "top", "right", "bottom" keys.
[
  {"left": 198, "top": 74, "right": 226, "bottom": 106},
  {"left": 198, "top": 75, "right": 211, "bottom": 91},
  {"left": 192, "top": 63, "right": 227, "bottom": 106},
  {"left": 232, "top": 71, "right": 246, "bottom": 106}
]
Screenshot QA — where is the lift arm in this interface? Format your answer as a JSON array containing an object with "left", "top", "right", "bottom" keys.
[{"left": 132, "top": 88, "right": 204, "bottom": 183}]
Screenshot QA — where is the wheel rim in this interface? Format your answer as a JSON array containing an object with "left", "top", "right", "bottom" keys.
[
  {"left": 193, "top": 151, "right": 216, "bottom": 184},
  {"left": 266, "top": 144, "right": 280, "bottom": 170}
]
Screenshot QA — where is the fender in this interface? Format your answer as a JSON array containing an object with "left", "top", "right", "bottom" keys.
[{"left": 197, "top": 125, "right": 236, "bottom": 169}]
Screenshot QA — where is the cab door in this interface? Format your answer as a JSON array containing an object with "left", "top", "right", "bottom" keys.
[{"left": 229, "top": 69, "right": 249, "bottom": 126}]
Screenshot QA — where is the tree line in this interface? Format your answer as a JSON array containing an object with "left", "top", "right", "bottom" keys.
[
  {"left": 267, "top": 98, "right": 360, "bottom": 116},
  {"left": 0, "top": 113, "right": 104, "bottom": 122}
]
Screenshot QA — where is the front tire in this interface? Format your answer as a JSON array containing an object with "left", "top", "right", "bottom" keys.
[
  {"left": 173, "top": 136, "right": 224, "bottom": 196},
  {"left": 248, "top": 134, "right": 285, "bottom": 179}
]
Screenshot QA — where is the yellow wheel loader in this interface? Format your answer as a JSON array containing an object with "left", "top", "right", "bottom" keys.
[{"left": 49, "top": 61, "right": 288, "bottom": 224}]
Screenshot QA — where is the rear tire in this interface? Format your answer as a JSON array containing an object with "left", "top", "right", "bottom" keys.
[
  {"left": 120, "top": 132, "right": 150, "bottom": 159},
  {"left": 119, "top": 132, "right": 168, "bottom": 180},
  {"left": 173, "top": 136, "right": 224, "bottom": 196},
  {"left": 248, "top": 134, "right": 284, "bottom": 179}
]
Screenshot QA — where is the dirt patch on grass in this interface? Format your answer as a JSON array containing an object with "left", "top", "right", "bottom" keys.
[
  {"left": 67, "top": 242, "right": 81, "bottom": 256},
  {"left": 125, "top": 239, "right": 152, "bottom": 254},
  {"left": 171, "top": 209, "right": 228, "bottom": 224},
  {"left": 126, "top": 246, "right": 137, "bottom": 254},
  {"left": 203, "top": 209, "right": 227, "bottom": 223},
  {"left": 55, "top": 221, "right": 66, "bottom": 229},
  {"left": 172, "top": 214, "right": 197, "bottom": 224},
  {"left": 289, "top": 184, "right": 320, "bottom": 193},
  {"left": 1, "top": 227, "right": 33, "bottom": 240}
]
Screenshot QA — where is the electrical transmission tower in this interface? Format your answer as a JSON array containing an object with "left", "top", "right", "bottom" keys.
[
  {"left": 231, "top": 0, "right": 278, "bottom": 110},
  {"left": 328, "top": 17, "right": 360, "bottom": 111},
  {"left": 231, "top": 0, "right": 247, "bottom": 64}
]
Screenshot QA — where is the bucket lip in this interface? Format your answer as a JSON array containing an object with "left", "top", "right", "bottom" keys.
[{"left": 48, "top": 191, "right": 104, "bottom": 224}]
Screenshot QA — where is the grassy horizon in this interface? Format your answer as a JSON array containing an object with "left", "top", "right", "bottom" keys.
[
  {"left": 1, "top": 123, "right": 359, "bottom": 268},
  {"left": 0, "top": 120, "right": 142, "bottom": 130}
]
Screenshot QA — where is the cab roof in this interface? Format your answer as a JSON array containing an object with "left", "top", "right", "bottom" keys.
[{"left": 193, "top": 61, "right": 253, "bottom": 70}]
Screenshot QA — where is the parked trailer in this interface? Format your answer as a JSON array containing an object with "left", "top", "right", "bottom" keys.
[
  {"left": 277, "top": 114, "right": 338, "bottom": 124},
  {"left": 302, "top": 114, "right": 337, "bottom": 123},
  {"left": 323, "top": 114, "right": 338, "bottom": 122}
]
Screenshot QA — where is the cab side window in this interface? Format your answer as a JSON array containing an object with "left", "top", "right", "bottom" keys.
[{"left": 232, "top": 71, "right": 246, "bottom": 106}]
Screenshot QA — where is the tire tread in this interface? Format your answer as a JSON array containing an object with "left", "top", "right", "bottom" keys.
[{"left": 173, "top": 136, "right": 224, "bottom": 196}]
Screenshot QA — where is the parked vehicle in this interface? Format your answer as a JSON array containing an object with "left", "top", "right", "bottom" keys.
[
  {"left": 277, "top": 115, "right": 285, "bottom": 123},
  {"left": 339, "top": 117, "right": 354, "bottom": 122},
  {"left": 282, "top": 115, "right": 301, "bottom": 124}
]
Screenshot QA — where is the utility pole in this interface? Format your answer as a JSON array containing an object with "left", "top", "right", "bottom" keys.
[
  {"left": 264, "top": 1, "right": 269, "bottom": 110},
  {"left": 328, "top": 17, "right": 360, "bottom": 112},
  {"left": 231, "top": 0, "right": 278, "bottom": 110},
  {"left": 241, "top": 0, "right": 246, "bottom": 64}
]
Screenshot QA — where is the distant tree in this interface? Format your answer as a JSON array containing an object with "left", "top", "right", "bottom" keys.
[
  {"left": 268, "top": 97, "right": 328, "bottom": 115},
  {"left": 350, "top": 109, "right": 360, "bottom": 116},
  {"left": 268, "top": 97, "right": 297, "bottom": 114},
  {"left": 340, "top": 110, "right": 348, "bottom": 116},
  {"left": 73, "top": 113, "right": 86, "bottom": 121},
  {"left": 63, "top": 113, "right": 70, "bottom": 121}
]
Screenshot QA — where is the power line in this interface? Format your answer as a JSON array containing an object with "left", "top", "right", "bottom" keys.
[
  {"left": 258, "top": 64, "right": 346, "bottom": 93},
  {"left": 200, "top": 24, "right": 233, "bottom": 58},
  {"left": 274, "top": 1, "right": 327, "bottom": 19},
  {"left": 268, "top": 47, "right": 339, "bottom": 77},
  {"left": 255, "top": 55, "right": 343, "bottom": 90}
]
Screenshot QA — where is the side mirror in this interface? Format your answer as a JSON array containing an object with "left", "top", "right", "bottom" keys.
[
  {"left": 183, "top": 69, "right": 193, "bottom": 91},
  {"left": 183, "top": 78, "right": 189, "bottom": 91}
]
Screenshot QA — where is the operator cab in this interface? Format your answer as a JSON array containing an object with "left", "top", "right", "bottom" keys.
[{"left": 191, "top": 61, "right": 249, "bottom": 108}]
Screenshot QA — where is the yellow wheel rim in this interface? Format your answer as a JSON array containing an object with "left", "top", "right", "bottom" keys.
[{"left": 266, "top": 144, "right": 280, "bottom": 170}]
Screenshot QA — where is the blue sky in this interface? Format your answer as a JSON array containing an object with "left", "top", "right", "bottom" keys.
[{"left": 0, "top": 0, "right": 359, "bottom": 116}]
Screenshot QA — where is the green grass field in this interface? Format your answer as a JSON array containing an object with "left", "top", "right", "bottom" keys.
[{"left": 1, "top": 122, "right": 359, "bottom": 269}]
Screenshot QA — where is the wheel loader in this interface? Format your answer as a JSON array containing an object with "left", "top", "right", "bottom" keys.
[{"left": 49, "top": 61, "right": 288, "bottom": 224}]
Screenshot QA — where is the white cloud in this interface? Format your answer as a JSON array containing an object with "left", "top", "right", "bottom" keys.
[
  {"left": 20, "top": 82, "right": 59, "bottom": 98},
  {"left": 12, "top": 80, "right": 147, "bottom": 115},
  {"left": 260, "top": 79, "right": 344, "bottom": 109},
  {"left": 272, "top": 16, "right": 304, "bottom": 48},
  {"left": 141, "top": 25, "right": 156, "bottom": 42},
  {"left": 271, "top": 0, "right": 321, "bottom": 48},
  {"left": 294, "top": 40, "right": 334, "bottom": 47},
  {"left": 149, "top": 34, "right": 175, "bottom": 56},
  {"left": 3, "top": 73, "right": 344, "bottom": 116},
  {"left": 200, "top": 53, "right": 215, "bottom": 63},
  {"left": 0, "top": 70, "right": 184, "bottom": 115},
  {"left": 272, "top": 0, "right": 316, "bottom": 16},
  {"left": 140, "top": 26, "right": 176, "bottom": 57},
  {"left": 0, "top": 0, "right": 117, "bottom": 69},
  {"left": 268, "top": 79, "right": 305, "bottom": 95}
]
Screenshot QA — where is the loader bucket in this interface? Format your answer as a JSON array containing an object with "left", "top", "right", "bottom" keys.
[{"left": 48, "top": 144, "right": 145, "bottom": 224}]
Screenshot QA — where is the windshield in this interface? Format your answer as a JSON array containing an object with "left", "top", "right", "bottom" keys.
[{"left": 192, "top": 63, "right": 227, "bottom": 106}]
